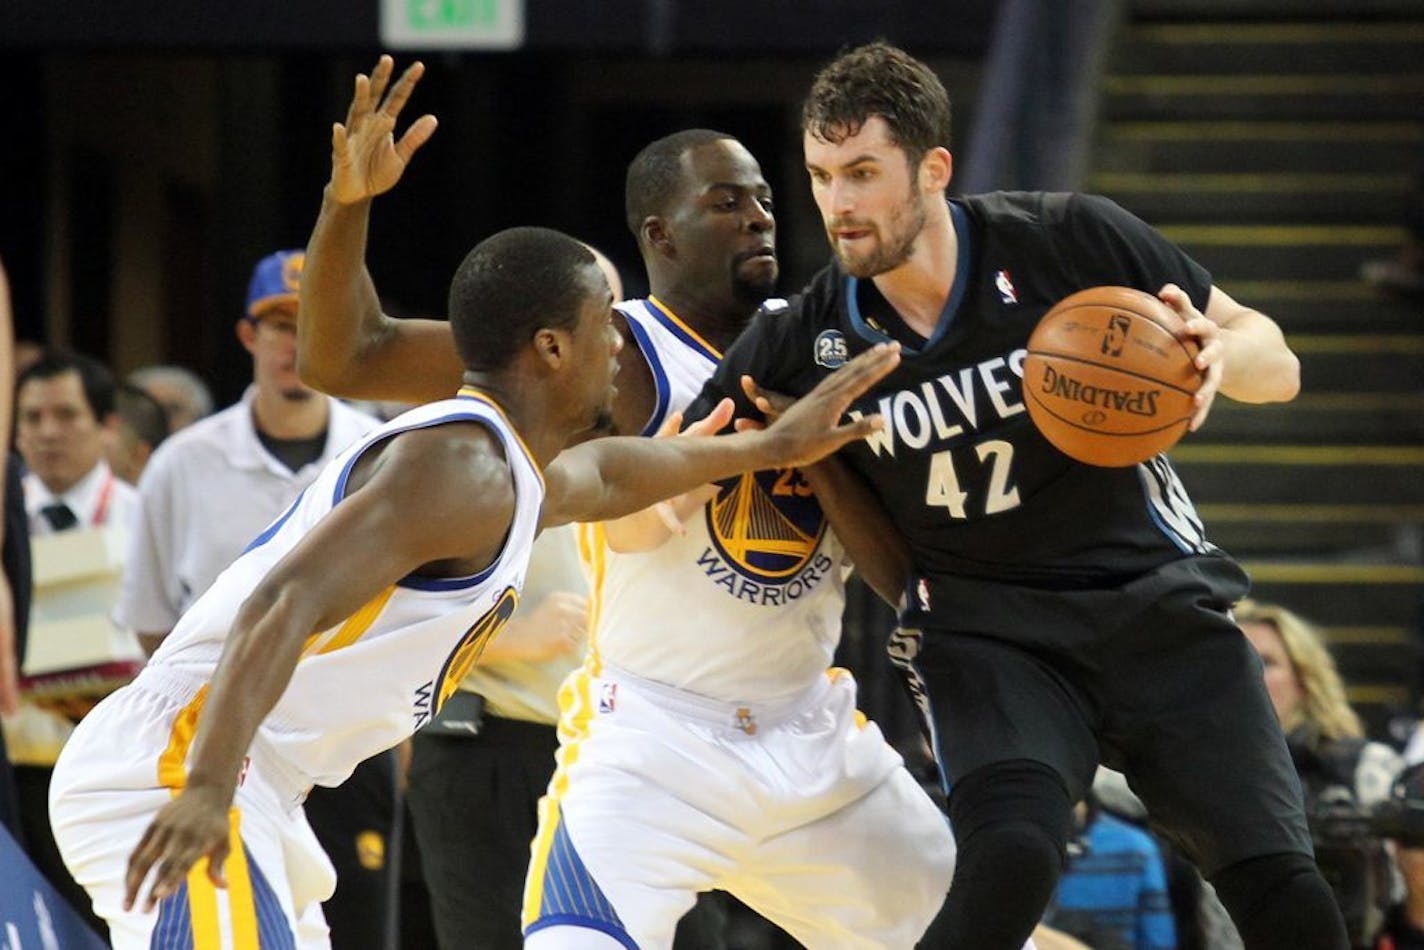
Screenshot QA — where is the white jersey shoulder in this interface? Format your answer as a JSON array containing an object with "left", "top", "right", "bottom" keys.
[
  {"left": 590, "top": 297, "right": 846, "bottom": 704},
  {"left": 144, "top": 390, "right": 543, "bottom": 789}
]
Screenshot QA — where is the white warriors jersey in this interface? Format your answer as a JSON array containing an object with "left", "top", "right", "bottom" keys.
[
  {"left": 582, "top": 297, "right": 848, "bottom": 703},
  {"left": 140, "top": 388, "right": 541, "bottom": 791}
]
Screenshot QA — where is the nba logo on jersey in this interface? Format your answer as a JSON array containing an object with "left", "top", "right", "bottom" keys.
[
  {"left": 995, "top": 270, "right": 1018, "bottom": 304},
  {"left": 916, "top": 578, "right": 932, "bottom": 612},
  {"left": 599, "top": 682, "right": 618, "bottom": 713}
]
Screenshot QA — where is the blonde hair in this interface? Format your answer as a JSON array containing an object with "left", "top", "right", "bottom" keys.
[{"left": 1237, "top": 599, "right": 1362, "bottom": 740}]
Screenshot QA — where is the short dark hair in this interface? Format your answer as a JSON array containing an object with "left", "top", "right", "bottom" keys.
[
  {"left": 625, "top": 129, "right": 737, "bottom": 240},
  {"left": 802, "top": 42, "right": 952, "bottom": 166},
  {"left": 17, "top": 350, "right": 116, "bottom": 420},
  {"left": 114, "top": 381, "right": 170, "bottom": 449},
  {"left": 448, "top": 227, "right": 598, "bottom": 372}
]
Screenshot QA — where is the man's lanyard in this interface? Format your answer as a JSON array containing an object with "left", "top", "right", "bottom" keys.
[{"left": 89, "top": 471, "right": 115, "bottom": 526}]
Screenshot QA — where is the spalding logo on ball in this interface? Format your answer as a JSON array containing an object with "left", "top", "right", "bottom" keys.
[{"left": 1023, "top": 286, "right": 1203, "bottom": 467}]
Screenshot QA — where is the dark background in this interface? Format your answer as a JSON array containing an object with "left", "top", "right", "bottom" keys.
[{"left": 0, "top": 0, "right": 994, "bottom": 406}]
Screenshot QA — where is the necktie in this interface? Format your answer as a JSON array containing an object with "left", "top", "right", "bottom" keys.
[{"left": 40, "top": 502, "right": 79, "bottom": 532}]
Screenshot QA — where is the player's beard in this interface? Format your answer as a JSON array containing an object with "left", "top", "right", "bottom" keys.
[
  {"left": 832, "top": 187, "right": 928, "bottom": 279},
  {"left": 280, "top": 386, "right": 317, "bottom": 402}
]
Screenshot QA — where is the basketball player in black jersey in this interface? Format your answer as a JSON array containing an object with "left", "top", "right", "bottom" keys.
[{"left": 689, "top": 42, "right": 1347, "bottom": 950}]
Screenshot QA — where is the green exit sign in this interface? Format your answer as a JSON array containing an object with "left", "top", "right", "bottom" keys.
[{"left": 381, "top": 0, "right": 524, "bottom": 49}]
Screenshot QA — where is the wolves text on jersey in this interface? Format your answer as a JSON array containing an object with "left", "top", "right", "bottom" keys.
[{"left": 848, "top": 349, "right": 1028, "bottom": 458}]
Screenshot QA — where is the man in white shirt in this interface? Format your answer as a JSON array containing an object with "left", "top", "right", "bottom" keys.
[
  {"left": 115, "top": 249, "right": 386, "bottom": 950},
  {"left": 117, "top": 251, "right": 377, "bottom": 653},
  {"left": 17, "top": 352, "right": 138, "bottom": 538},
  {"left": 13, "top": 349, "right": 138, "bottom": 933}
]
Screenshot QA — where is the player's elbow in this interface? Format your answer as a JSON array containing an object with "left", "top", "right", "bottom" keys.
[
  {"left": 1259, "top": 350, "right": 1301, "bottom": 404},
  {"left": 296, "top": 344, "right": 352, "bottom": 394},
  {"left": 1276, "top": 351, "right": 1302, "bottom": 402}
]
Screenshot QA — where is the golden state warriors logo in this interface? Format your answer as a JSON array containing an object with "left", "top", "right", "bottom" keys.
[
  {"left": 282, "top": 252, "right": 305, "bottom": 292},
  {"left": 705, "top": 469, "right": 827, "bottom": 582},
  {"left": 434, "top": 587, "right": 518, "bottom": 714}
]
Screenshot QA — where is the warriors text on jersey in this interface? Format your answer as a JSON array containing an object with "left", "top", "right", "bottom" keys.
[
  {"left": 696, "top": 192, "right": 1226, "bottom": 591},
  {"left": 585, "top": 297, "right": 847, "bottom": 702},
  {"left": 138, "top": 389, "right": 542, "bottom": 798}
]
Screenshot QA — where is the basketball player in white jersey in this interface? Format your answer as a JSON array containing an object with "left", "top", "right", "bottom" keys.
[
  {"left": 297, "top": 58, "right": 958, "bottom": 948},
  {"left": 45, "top": 69, "right": 899, "bottom": 948}
]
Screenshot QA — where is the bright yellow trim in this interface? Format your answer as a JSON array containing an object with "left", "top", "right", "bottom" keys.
[
  {"left": 186, "top": 858, "right": 222, "bottom": 949},
  {"left": 524, "top": 664, "right": 599, "bottom": 925},
  {"left": 157, "top": 686, "right": 209, "bottom": 791},
  {"left": 224, "top": 809, "right": 260, "bottom": 948},
  {"left": 522, "top": 796, "right": 561, "bottom": 926},
  {"left": 304, "top": 585, "right": 396, "bottom": 657},
  {"left": 456, "top": 386, "right": 546, "bottom": 487},
  {"left": 578, "top": 523, "right": 609, "bottom": 675},
  {"left": 647, "top": 296, "right": 725, "bottom": 360}
]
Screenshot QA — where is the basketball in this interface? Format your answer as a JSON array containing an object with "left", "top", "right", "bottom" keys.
[{"left": 1022, "top": 286, "right": 1203, "bottom": 467}]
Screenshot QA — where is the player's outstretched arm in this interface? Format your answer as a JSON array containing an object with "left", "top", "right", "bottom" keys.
[
  {"left": 601, "top": 410, "right": 721, "bottom": 554},
  {"left": 122, "top": 425, "right": 510, "bottom": 913},
  {"left": 739, "top": 376, "right": 911, "bottom": 608},
  {"left": 543, "top": 343, "right": 900, "bottom": 528},
  {"left": 299, "top": 54, "right": 462, "bottom": 405}
]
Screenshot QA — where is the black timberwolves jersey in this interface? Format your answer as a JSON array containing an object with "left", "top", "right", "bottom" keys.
[{"left": 694, "top": 191, "right": 1230, "bottom": 588}]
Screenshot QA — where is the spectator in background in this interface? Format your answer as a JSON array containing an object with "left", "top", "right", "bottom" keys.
[
  {"left": 106, "top": 382, "right": 168, "bottom": 486},
  {"left": 17, "top": 352, "right": 137, "bottom": 539},
  {"left": 128, "top": 364, "right": 214, "bottom": 433},
  {"left": 1044, "top": 794, "right": 1178, "bottom": 950},
  {"left": 114, "top": 249, "right": 387, "bottom": 949},
  {"left": 1239, "top": 599, "right": 1404, "bottom": 949},
  {"left": 12, "top": 348, "right": 136, "bottom": 933}
]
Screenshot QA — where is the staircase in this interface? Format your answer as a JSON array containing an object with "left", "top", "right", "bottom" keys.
[{"left": 1089, "top": 5, "right": 1424, "bottom": 736}]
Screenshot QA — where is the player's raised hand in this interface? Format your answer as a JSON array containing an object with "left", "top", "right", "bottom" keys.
[
  {"left": 1159, "top": 283, "right": 1223, "bottom": 431},
  {"left": 756, "top": 342, "right": 899, "bottom": 467},
  {"left": 123, "top": 785, "right": 233, "bottom": 913},
  {"left": 330, "top": 55, "right": 439, "bottom": 205}
]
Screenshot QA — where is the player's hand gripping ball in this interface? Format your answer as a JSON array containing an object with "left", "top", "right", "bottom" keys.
[{"left": 1023, "top": 286, "right": 1203, "bottom": 467}]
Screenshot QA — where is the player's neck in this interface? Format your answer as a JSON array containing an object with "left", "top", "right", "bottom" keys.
[
  {"left": 460, "top": 370, "right": 574, "bottom": 469},
  {"left": 870, "top": 202, "right": 956, "bottom": 338},
  {"left": 647, "top": 285, "right": 754, "bottom": 354}
]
